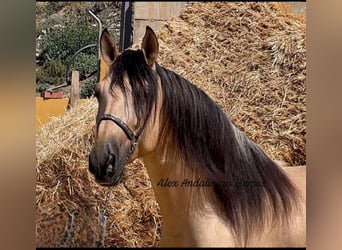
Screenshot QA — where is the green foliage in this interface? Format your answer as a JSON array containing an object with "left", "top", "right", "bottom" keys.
[
  {"left": 36, "top": 59, "right": 66, "bottom": 85},
  {"left": 36, "top": 83, "right": 51, "bottom": 93},
  {"left": 45, "top": 2, "right": 65, "bottom": 16},
  {"left": 37, "top": 20, "right": 97, "bottom": 86},
  {"left": 80, "top": 79, "right": 97, "bottom": 99},
  {"left": 36, "top": 15, "right": 65, "bottom": 35},
  {"left": 36, "top": 3, "right": 120, "bottom": 93},
  {"left": 41, "top": 24, "right": 97, "bottom": 63},
  {"left": 69, "top": 53, "right": 98, "bottom": 80}
]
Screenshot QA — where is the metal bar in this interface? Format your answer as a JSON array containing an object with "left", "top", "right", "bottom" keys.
[
  {"left": 88, "top": 9, "right": 102, "bottom": 83},
  {"left": 65, "top": 44, "right": 97, "bottom": 84},
  {"left": 49, "top": 43, "right": 97, "bottom": 92},
  {"left": 46, "top": 82, "right": 68, "bottom": 92},
  {"left": 119, "top": 2, "right": 133, "bottom": 52}
]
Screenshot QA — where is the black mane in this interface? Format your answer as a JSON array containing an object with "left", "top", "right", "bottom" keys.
[{"left": 110, "top": 49, "right": 299, "bottom": 244}]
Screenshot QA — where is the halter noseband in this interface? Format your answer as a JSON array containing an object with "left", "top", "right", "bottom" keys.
[{"left": 97, "top": 114, "right": 144, "bottom": 161}]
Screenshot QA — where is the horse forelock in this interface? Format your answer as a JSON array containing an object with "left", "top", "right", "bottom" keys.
[{"left": 108, "top": 49, "right": 159, "bottom": 126}]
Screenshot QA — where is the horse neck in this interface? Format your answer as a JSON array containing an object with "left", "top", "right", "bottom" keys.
[{"left": 141, "top": 148, "right": 235, "bottom": 247}]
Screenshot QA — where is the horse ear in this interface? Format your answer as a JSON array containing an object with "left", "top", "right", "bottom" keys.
[
  {"left": 141, "top": 26, "right": 159, "bottom": 66},
  {"left": 100, "top": 28, "right": 119, "bottom": 66}
]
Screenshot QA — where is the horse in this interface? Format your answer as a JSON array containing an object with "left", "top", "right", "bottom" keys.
[{"left": 88, "top": 26, "right": 306, "bottom": 247}]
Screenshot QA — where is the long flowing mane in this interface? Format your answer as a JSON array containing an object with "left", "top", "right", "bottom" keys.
[
  {"left": 109, "top": 49, "right": 299, "bottom": 245},
  {"left": 156, "top": 62, "right": 300, "bottom": 243}
]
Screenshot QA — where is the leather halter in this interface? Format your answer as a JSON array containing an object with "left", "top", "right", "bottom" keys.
[
  {"left": 97, "top": 113, "right": 144, "bottom": 161},
  {"left": 97, "top": 114, "right": 136, "bottom": 140}
]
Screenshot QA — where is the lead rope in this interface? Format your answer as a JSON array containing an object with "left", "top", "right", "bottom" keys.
[
  {"left": 96, "top": 141, "right": 136, "bottom": 247},
  {"left": 94, "top": 116, "right": 147, "bottom": 247},
  {"left": 97, "top": 187, "right": 112, "bottom": 247},
  {"left": 59, "top": 211, "right": 75, "bottom": 247}
]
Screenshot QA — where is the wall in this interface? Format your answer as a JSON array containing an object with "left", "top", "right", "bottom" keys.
[
  {"left": 133, "top": 2, "right": 188, "bottom": 44},
  {"left": 36, "top": 97, "right": 87, "bottom": 132},
  {"left": 36, "top": 97, "right": 70, "bottom": 131},
  {"left": 286, "top": 2, "right": 306, "bottom": 16}
]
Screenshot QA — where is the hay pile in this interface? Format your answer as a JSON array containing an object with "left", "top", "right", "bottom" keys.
[
  {"left": 36, "top": 2, "right": 306, "bottom": 247},
  {"left": 156, "top": 2, "right": 306, "bottom": 165},
  {"left": 36, "top": 101, "right": 162, "bottom": 247}
]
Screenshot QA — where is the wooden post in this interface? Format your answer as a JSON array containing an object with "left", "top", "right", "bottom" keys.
[{"left": 68, "top": 71, "right": 79, "bottom": 109}]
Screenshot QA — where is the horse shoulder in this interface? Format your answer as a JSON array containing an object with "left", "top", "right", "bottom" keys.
[{"left": 282, "top": 165, "right": 306, "bottom": 195}]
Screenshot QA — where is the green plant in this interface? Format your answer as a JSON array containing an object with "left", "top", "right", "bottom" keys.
[
  {"left": 36, "top": 58, "right": 66, "bottom": 85},
  {"left": 80, "top": 78, "right": 97, "bottom": 99},
  {"left": 37, "top": 21, "right": 97, "bottom": 87},
  {"left": 37, "top": 15, "right": 66, "bottom": 34},
  {"left": 36, "top": 83, "right": 51, "bottom": 93},
  {"left": 45, "top": 2, "right": 65, "bottom": 16},
  {"left": 69, "top": 52, "right": 97, "bottom": 80},
  {"left": 40, "top": 24, "right": 97, "bottom": 63}
]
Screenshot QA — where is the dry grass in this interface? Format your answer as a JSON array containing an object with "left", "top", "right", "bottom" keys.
[
  {"left": 36, "top": 2, "right": 305, "bottom": 247},
  {"left": 36, "top": 100, "right": 162, "bottom": 247},
  {"left": 155, "top": 2, "right": 306, "bottom": 166}
]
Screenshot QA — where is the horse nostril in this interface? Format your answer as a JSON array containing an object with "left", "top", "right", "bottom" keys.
[
  {"left": 106, "top": 154, "right": 116, "bottom": 177},
  {"left": 106, "top": 164, "right": 114, "bottom": 177}
]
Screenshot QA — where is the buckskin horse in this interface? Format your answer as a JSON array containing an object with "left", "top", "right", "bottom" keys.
[{"left": 88, "top": 26, "right": 306, "bottom": 247}]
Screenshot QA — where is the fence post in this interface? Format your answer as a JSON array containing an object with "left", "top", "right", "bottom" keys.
[{"left": 68, "top": 71, "right": 80, "bottom": 109}]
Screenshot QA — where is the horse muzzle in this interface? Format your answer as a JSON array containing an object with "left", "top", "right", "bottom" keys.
[{"left": 88, "top": 147, "right": 124, "bottom": 186}]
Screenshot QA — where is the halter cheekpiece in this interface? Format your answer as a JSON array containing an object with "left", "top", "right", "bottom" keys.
[{"left": 97, "top": 114, "right": 144, "bottom": 161}]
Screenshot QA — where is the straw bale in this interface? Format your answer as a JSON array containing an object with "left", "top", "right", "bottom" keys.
[
  {"left": 155, "top": 2, "right": 306, "bottom": 165},
  {"left": 36, "top": 2, "right": 305, "bottom": 247}
]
